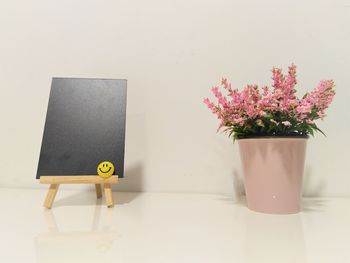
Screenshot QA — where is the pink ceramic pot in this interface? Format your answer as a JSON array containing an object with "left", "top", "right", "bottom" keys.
[{"left": 238, "top": 138, "right": 307, "bottom": 214}]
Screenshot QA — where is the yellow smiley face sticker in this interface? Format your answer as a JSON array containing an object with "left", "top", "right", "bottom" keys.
[{"left": 97, "top": 161, "right": 115, "bottom": 178}]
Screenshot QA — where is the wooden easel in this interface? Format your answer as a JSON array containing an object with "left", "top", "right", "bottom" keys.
[{"left": 40, "top": 176, "right": 118, "bottom": 209}]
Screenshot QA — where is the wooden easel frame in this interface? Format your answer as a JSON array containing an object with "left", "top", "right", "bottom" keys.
[{"left": 40, "top": 176, "right": 118, "bottom": 209}]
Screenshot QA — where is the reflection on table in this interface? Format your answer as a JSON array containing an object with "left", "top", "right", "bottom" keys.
[
  {"left": 35, "top": 200, "right": 118, "bottom": 263},
  {"left": 244, "top": 211, "right": 306, "bottom": 263}
]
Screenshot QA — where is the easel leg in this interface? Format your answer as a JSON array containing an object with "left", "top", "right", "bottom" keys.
[
  {"left": 43, "top": 184, "right": 59, "bottom": 209},
  {"left": 95, "top": 184, "right": 102, "bottom": 199},
  {"left": 104, "top": 183, "right": 114, "bottom": 208}
]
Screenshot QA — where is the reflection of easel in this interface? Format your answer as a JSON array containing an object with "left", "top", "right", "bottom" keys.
[
  {"left": 35, "top": 200, "right": 116, "bottom": 262},
  {"left": 40, "top": 176, "right": 118, "bottom": 209}
]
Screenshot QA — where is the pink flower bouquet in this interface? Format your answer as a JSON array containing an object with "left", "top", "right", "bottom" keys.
[{"left": 204, "top": 64, "right": 335, "bottom": 140}]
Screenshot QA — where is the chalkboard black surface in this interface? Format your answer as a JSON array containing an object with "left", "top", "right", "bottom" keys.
[{"left": 36, "top": 78, "right": 127, "bottom": 179}]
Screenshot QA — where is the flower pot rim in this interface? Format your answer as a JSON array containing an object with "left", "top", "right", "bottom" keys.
[{"left": 237, "top": 136, "right": 309, "bottom": 141}]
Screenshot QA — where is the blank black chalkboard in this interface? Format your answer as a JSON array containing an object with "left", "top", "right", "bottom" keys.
[{"left": 36, "top": 78, "right": 127, "bottom": 179}]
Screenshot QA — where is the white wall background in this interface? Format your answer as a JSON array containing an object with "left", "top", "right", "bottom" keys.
[{"left": 0, "top": 0, "right": 349, "bottom": 197}]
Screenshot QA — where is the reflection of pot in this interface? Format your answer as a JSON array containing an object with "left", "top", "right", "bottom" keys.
[
  {"left": 239, "top": 138, "right": 307, "bottom": 214},
  {"left": 244, "top": 211, "right": 306, "bottom": 263}
]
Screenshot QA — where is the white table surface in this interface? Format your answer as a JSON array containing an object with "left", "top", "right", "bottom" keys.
[{"left": 0, "top": 188, "right": 349, "bottom": 263}]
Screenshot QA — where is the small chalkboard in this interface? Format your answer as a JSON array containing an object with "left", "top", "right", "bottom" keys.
[{"left": 37, "top": 78, "right": 127, "bottom": 208}]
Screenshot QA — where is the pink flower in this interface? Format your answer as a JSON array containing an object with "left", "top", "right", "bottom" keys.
[
  {"left": 281, "top": 121, "right": 292, "bottom": 126},
  {"left": 234, "top": 117, "right": 245, "bottom": 126},
  {"left": 203, "top": 98, "right": 213, "bottom": 109},
  {"left": 296, "top": 80, "right": 335, "bottom": 120},
  {"left": 204, "top": 64, "right": 335, "bottom": 136},
  {"left": 211, "top": 86, "right": 221, "bottom": 98},
  {"left": 259, "top": 111, "right": 267, "bottom": 116},
  {"left": 221, "top": 78, "right": 233, "bottom": 93},
  {"left": 256, "top": 119, "right": 264, "bottom": 126}
]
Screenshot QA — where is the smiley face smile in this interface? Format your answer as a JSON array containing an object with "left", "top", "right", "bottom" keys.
[{"left": 99, "top": 167, "right": 111, "bottom": 173}]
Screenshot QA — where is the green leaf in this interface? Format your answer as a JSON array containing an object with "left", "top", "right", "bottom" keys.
[
  {"left": 306, "top": 126, "right": 314, "bottom": 136},
  {"left": 229, "top": 129, "right": 235, "bottom": 138},
  {"left": 312, "top": 125, "right": 327, "bottom": 137}
]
